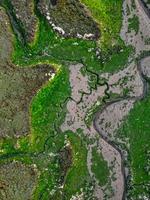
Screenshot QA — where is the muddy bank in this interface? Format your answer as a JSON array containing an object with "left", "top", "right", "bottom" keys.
[
  {"left": 93, "top": 0, "right": 150, "bottom": 198},
  {"left": 61, "top": 63, "right": 125, "bottom": 199}
]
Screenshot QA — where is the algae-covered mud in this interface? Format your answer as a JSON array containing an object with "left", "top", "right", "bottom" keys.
[{"left": 0, "top": 0, "right": 150, "bottom": 200}]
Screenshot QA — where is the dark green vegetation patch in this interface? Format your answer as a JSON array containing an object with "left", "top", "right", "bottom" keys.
[{"left": 91, "top": 147, "right": 109, "bottom": 187}]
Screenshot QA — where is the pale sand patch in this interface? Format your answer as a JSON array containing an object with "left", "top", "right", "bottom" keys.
[
  {"left": 69, "top": 64, "right": 91, "bottom": 102},
  {"left": 61, "top": 3, "right": 149, "bottom": 195},
  {"left": 94, "top": 99, "right": 135, "bottom": 140},
  {"left": 79, "top": 85, "right": 106, "bottom": 112},
  {"left": 92, "top": 1, "right": 149, "bottom": 198},
  {"left": 99, "top": 139, "right": 124, "bottom": 200},
  {"left": 61, "top": 1, "right": 149, "bottom": 195},
  {"left": 120, "top": 0, "right": 150, "bottom": 56},
  {"left": 100, "top": 61, "right": 144, "bottom": 98},
  {"left": 61, "top": 63, "right": 125, "bottom": 199},
  {"left": 61, "top": 82, "right": 106, "bottom": 137}
]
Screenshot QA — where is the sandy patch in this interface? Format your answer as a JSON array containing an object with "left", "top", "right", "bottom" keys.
[
  {"left": 99, "top": 139, "right": 124, "bottom": 200},
  {"left": 61, "top": 63, "right": 124, "bottom": 199},
  {"left": 100, "top": 61, "right": 144, "bottom": 98},
  {"left": 61, "top": 1, "right": 150, "bottom": 198},
  {"left": 94, "top": 99, "right": 135, "bottom": 140},
  {"left": 120, "top": 0, "right": 150, "bottom": 56},
  {"left": 69, "top": 64, "right": 91, "bottom": 102}
]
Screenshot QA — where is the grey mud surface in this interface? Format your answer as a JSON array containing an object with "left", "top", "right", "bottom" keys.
[
  {"left": 61, "top": 63, "right": 124, "bottom": 200},
  {"left": 61, "top": 0, "right": 150, "bottom": 199},
  {"left": 94, "top": 0, "right": 150, "bottom": 199}
]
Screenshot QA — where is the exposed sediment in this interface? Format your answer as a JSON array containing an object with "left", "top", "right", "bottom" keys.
[
  {"left": 100, "top": 61, "right": 144, "bottom": 98},
  {"left": 94, "top": 99, "right": 136, "bottom": 141},
  {"left": 94, "top": 0, "right": 150, "bottom": 199},
  {"left": 120, "top": 0, "right": 150, "bottom": 56},
  {"left": 61, "top": 63, "right": 125, "bottom": 199}
]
